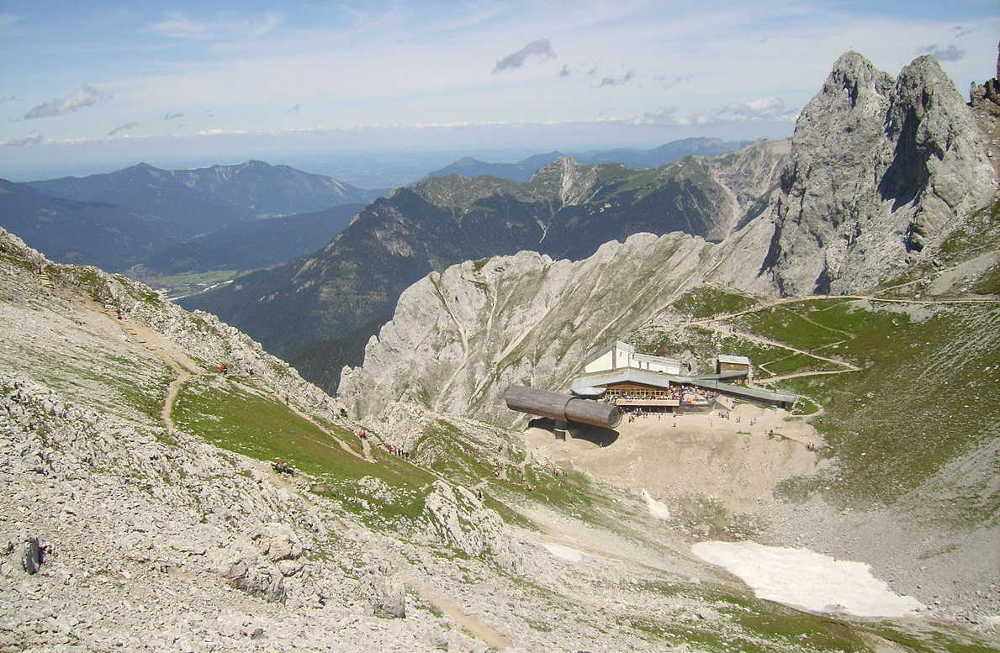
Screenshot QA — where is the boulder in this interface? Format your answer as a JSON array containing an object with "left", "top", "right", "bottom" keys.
[
  {"left": 21, "top": 536, "right": 42, "bottom": 575},
  {"left": 356, "top": 559, "right": 406, "bottom": 618},
  {"left": 252, "top": 522, "right": 303, "bottom": 562},
  {"left": 222, "top": 557, "right": 286, "bottom": 603}
]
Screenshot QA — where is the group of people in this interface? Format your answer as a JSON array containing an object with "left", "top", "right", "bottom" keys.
[
  {"left": 716, "top": 412, "right": 756, "bottom": 426},
  {"left": 356, "top": 429, "right": 410, "bottom": 459},
  {"left": 621, "top": 406, "right": 659, "bottom": 423},
  {"left": 670, "top": 385, "right": 718, "bottom": 404},
  {"left": 384, "top": 443, "right": 409, "bottom": 458}
]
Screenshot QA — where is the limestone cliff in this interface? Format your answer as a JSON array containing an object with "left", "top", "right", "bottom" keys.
[
  {"left": 338, "top": 231, "right": 770, "bottom": 426},
  {"left": 757, "top": 52, "right": 995, "bottom": 294}
]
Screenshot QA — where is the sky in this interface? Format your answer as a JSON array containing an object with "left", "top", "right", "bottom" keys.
[{"left": 0, "top": 0, "right": 997, "bottom": 182}]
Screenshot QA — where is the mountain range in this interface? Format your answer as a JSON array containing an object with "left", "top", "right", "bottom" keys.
[
  {"left": 0, "top": 179, "right": 174, "bottom": 271},
  {"left": 181, "top": 140, "right": 789, "bottom": 390},
  {"left": 28, "top": 160, "right": 381, "bottom": 232},
  {"left": 427, "top": 137, "right": 752, "bottom": 182},
  {"left": 0, "top": 161, "right": 381, "bottom": 279}
]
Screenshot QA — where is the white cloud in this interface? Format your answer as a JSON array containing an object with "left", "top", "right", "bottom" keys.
[
  {"left": 107, "top": 121, "right": 139, "bottom": 136},
  {"left": 24, "top": 85, "right": 104, "bottom": 120},
  {"left": 713, "top": 97, "right": 798, "bottom": 123},
  {"left": 493, "top": 39, "right": 556, "bottom": 73},
  {"left": 915, "top": 44, "right": 965, "bottom": 62},
  {"left": 195, "top": 128, "right": 249, "bottom": 136},
  {"left": 151, "top": 11, "right": 282, "bottom": 41},
  {"left": 2, "top": 132, "right": 43, "bottom": 147},
  {"left": 637, "top": 98, "right": 799, "bottom": 126},
  {"left": 637, "top": 107, "right": 682, "bottom": 125},
  {"left": 597, "top": 70, "right": 634, "bottom": 87}
]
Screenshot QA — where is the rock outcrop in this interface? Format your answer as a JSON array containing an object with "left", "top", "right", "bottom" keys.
[
  {"left": 757, "top": 52, "right": 996, "bottom": 294},
  {"left": 356, "top": 559, "right": 406, "bottom": 619},
  {"left": 339, "top": 232, "right": 752, "bottom": 425},
  {"left": 423, "top": 481, "right": 522, "bottom": 573}
]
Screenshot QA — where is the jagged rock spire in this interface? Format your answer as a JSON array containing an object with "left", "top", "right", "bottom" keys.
[{"left": 757, "top": 51, "right": 995, "bottom": 295}]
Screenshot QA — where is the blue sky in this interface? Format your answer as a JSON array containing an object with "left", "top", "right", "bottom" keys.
[{"left": 0, "top": 0, "right": 997, "bottom": 180}]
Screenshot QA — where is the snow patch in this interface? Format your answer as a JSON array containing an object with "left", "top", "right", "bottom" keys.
[
  {"left": 691, "top": 541, "right": 924, "bottom": 617},
  {"left": 543, "top": 543, "right": 585, "bottom": 562},
  {"left": 642, "top": 488, "right": 671, "bottom": 520}
]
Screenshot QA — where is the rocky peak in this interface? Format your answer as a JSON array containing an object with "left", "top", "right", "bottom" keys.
[
  {"left": 758, "top": 51, "right": 995, "bottom": 295},
  {"left": 127, "top": 162, "right": 163, "bottom": 176},
  {"left": 410, "top": 174, "right": 520, "bottom": 209},
  {"left": 528, "top": 156, "right": 599, "bottom": 205},
  {"left": 822, "top": 51, "right": 894, "bottom": 108},
  {"left": 969, "top": 42, "right": 1000, "bottom": 180}
]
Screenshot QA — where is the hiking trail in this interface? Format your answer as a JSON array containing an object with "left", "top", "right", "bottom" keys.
[{"left": 401, "top": 570, "right": 512, "bottom": 651}]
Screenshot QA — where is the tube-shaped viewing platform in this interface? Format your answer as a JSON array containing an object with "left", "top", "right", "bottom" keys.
[{"left": 504, "top": 385, "right": 621, "bottom": 428}]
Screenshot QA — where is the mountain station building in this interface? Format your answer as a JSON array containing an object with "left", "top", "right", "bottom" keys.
[{"left": 570, "top": 341, "right": 796, "bottom": 410}]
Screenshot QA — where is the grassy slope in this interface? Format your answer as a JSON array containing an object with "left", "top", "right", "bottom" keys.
[
  {"left": 777, "top": 301, "right": 1000, "bottom": 512},
  {"left": 173, "top": 376, "right": 435, "bottom": 521},
  {"left": 657, "top": 286, "right": 1000, "bottom": 515},
  {"left": 171, "top": 377, "right": 624, "bottom": 532}
]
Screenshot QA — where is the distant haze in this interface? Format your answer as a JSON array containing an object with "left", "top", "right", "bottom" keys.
[{"left": 0, "top": 122, "right": 793, "bottom": 188}]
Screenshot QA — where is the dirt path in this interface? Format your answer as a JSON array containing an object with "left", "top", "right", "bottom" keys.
[
  {"left": 756, "top": 369, "right": 855, "bottom": 385},
  {"left": 682, "top": 292, "right": 1000, "bottom": 408},
  {"left": 402, "top": 571, "right": 512, "bottom": 651},
  {"left": 160, "top": 369, "right": 193, "bottom": 436},
  {"left": 80, "top": 297, "right": 202, "bottom": 435},
  {"left": 689, "top": 293, "right": 1000, "bottom": 327},
  {"left": 698, "top": 322, "right": 859, "bottom": 372},
  {"left": 285, "top": 400, "right": 373, "bottom": 462},
  {"left": 116, "top": 317, "right": 200, "bottom": 436}
]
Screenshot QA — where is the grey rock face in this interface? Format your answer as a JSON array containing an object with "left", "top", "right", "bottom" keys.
[
  {"left": 423, "top": 481, "right": 522, "bottom": 573},
  {"left": 21, "top": 537, "right": 42, "bottom": 575},
  {"left": 222, "top": 557, "right": 288, "bottom": 603},
  {"left": 339, "top": 232, "right": 767, "bottom": 426},
  {"left": 356, "top": 559, "right": 406, "bottom": 618},
  {"left": 760, "top": 52, "right": 996, "bottom": 294}
]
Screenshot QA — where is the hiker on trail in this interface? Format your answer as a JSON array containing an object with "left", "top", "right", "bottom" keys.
[
  {"left": 248, "top": 366, "right": 255, "bottom": 377},
  {"left": 219, "top": 364, "right": 228, "bottom": 375},
  {"left": 116, "top": 308, "right": 123, "bottom": 320}
]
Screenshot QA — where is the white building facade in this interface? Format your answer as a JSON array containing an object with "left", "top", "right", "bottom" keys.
[{"left": 582, "top": 341, "right": 682, "bottom": 376}]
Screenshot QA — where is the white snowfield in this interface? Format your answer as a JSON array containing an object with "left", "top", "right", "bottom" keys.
[
  {"left": 691, "top": 541, "right": 925, "bottom": 617},
  {"left": 642, "top": 489, "right": 671, "bottom": 520}
]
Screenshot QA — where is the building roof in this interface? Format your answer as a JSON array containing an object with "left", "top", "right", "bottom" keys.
[
  {"left": 691, "top": 371, "right": 748, "bottom": 381},
  {"left": 570, "top": 369, "right": 797, "bottom": 404},
  {"left": 717, "top": 354, "right": 752, "bottom": 366},
  {"left": 572, "top": 369, "right": 675, "bottom": 394}
]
